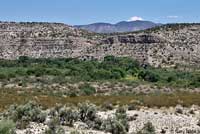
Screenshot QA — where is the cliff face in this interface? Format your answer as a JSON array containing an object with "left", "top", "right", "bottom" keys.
[
  {"left": 0, "top": 22, "right": 200, "bottom": 68},
  {"left": 0, "top": 22, "right": 98, "bottom": 59},
  {"left": 97, "top": 24, "right": 200, "bottom": 67}
]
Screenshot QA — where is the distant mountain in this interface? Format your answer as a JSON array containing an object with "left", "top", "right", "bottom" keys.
[{"left": 74, "top": 20, "right": 161, "bottom": 33}]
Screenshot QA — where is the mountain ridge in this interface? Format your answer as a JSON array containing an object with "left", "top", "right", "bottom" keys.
[{"left": 74, "top": 20, "right": 161, "bottom": 33}]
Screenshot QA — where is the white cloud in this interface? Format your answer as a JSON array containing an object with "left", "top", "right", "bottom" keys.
[
  {"left": 128, "top": 16, "right": 143, "bottom": 21},
  {"left": 167, "top": 16, "right": 179, "bottom": 19}
]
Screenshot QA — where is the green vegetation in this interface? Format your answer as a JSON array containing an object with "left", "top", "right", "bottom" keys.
[
  {"left": 3, "top": 101, "right": 46, "bottom": 129},
  {"left": 0, "top": 56, "right": 200, "bottom": 115},
  {"left": 101, "top": 107, "right": 129, "bottom": 134},
  {"left": 0, "top": 101, "right": 130, "bottom": 133},
  {"left": 137, "top": 122, "right": 156, "bottom": 134},
  {"left": 79, "top": 83, "right": 96, "bottom": 95},
  {"left": 101, "top": 117, "right": 127, "bottom": 134},
  {"left": 115, "top": 107, "right": 129, "bottom": 132},
  {"left": 0, "top": 120, "right": 15, "bottom": 134},
  {"left": 0, "top": 55, "right": 199, "bottom": 88},
  {"left": 0, "top": 55, "right": 139, "bottom": 82},
  {"left": 0, "top": 55, "right": 200, "bottom": 133},
  {"left": 45, "top": 117, "right": 65, "bottom": 134}
]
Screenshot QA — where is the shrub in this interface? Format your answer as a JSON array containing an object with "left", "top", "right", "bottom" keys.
[
  {"left": 70, "top": 130, "right": 81, "bottom": 134},
  {"left": 101, "top": 117, "right": 127, "bottom": 134},
  {"left": 58, "top": 106, "right": 79, "bottom": 126},
  {"left": 0, "top": 73, "right": 7, "bottom": 80},
  {"left": 189, "top": 75, "right": 200, "bottom": 88},
  {"left": 49, "top": 103, "right": 101, "bottom": 129},
  {"left": 15, "top": 69, "right": 27, "bottom": 76},
  {"left": 115, "top": 107, "right": 129, "bottom": 132},
  {"left": 175, "top": 105, "right": 183, "bottom": 114},
  {"left": 101, "top": 102, "right": 114, "bottom": 111},
  {"left": 18, "top": 56, "right": 30, "bottom": 63},
  {"left": 3, "top": 101, "right": 46, "bottom": 129},
  {"left": 68, "top": 90, "right": 78, "bottom": 97},
  {"left": 137, "top": 122, "right": 156, "bottom": 134},
  {"left": 92, "top": 69, "right": 112, "bottom": 80},
  {"left": 45, "top": 117, "right": 65, "bottom": 134},
  {"left": 101, "top": 107, "right": 129, "bottom": 134},
  {"left": 78, "top": 101, "right": 97, "bottom": 122},
  {"left": 166, "top": 76, "right": 175, "bottom": 83},
  {"left": 128, "top": 103, "right": 137, "bottom": 111},
  {"left": 26, "top": 67, "right": 47, "bottom": 77},
  {"left": 46, "top": 69, "right": 62, "bottom": 76},
  {"left": 79, "top": 83, "right": 96, "bottom": 96},
  {"left": 111, "top": 68, "right": 126, "bottom": 79},
  {"left": 138, "top": 70, "right": 159, "bottom": 82},
  {"left": 90, "top": 116, "right": 103, "bottom": 130},
  {"left": 0, "top": 120, "right": 16, "bottom": 134}
]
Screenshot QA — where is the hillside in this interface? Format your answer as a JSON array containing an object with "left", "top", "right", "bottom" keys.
[
  {"left": 1, "top": 22, "right": 200, "bottom": 134},
  {"left": 75, "top": 20, "right": 160, "bottom": 33},
  {"left": 0, "top": 22, "right": 200, "bottom": 68}
]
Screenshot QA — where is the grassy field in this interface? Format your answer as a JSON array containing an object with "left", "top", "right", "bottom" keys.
[{"left": 1, "top": 88, "right": 200, "bottom": 112}]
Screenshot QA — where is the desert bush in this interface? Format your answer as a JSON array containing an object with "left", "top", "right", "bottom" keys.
[
  {"left": 68, "top": 90, "right": 78, "bottom": 97},
  {"left": 100, "top": 107, "right": 129, "bottom": 134},
  {"left": 0, "top": 73, "right": 8, "bottom": 80},
  {"left": 45, "top": 117, "right": 65, "bottom": 134},
  {"left": 110, "top": 68, "right": 126, "bottom": 79},
  {"left": 70, "top": 130, "right": 81, "bottom": 134},
  {"left": 15, "top": 69, "right": 27, "bottom": 76},
  {"left": 101, "top": 102, "right": 114, "bottom": 111},
  {"left": 79, "top": 83, "right": 96, "bottom": 96},
  {"left": 138, "top": 70, "right": 159, "bottom": 82},
  {"left": 26, "top": 67, "right": 47, "bottom": 77},
  {"left": 58, "top": 106, "right": 79, "bottom": 126},
  {"left": 49, "top": 103, "right": 101, "bottom": 129},
  {"left": 92, "top": 69, "right": 113, "bottom": 80},
  {"left": 91, "top": 116, "right": 103, "bottom": 130},
  {"left": 49, "top": 108, "right": 57, "bottom": 117},
  {"left": 78, "top": 101, "right": 97, "bottom": 122},
  {"left": 18, "top": 56, "right": 30, "bottom": 64},
  {"left": 189, "top": 75, "right": 200, "bottom": 88},
  {"left": 0, "top": 120, "right": 16, "bottom": 134},
  {"left": 128, "top": 103, "right": 137, "bottom": 111},
  {"left": 46, "top": 68, "right": 62, "bottom": 76},
  {"left": 137, "top": 122, "right": 156, "bottom": 134},
  {"left": 77, "top": 101, "right": 103, "bottom": 129},
  {"left": 101, "top": 117, "right": 127, "bottom": 134},
  {"left": 175, "top": 105, "right": 183, "bottom": 114},
  {"left": 115, "top": 107, "right": 129, "bottom": 132},
  {"left": 3, "top": 101, "right": 46, "bottom": 129}
]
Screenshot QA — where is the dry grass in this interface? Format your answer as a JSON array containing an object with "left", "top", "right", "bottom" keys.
[{"left": 1, "top": 89, "right": 200, "bottom": 112}]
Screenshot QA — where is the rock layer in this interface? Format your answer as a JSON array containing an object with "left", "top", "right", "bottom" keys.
[{"left": 0, "top": 22, "right": 200, "bottom": 67}]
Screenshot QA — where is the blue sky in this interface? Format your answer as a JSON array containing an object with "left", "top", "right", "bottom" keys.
[{"left": 0, "top": 0, "right": 199, "bottom": 25}]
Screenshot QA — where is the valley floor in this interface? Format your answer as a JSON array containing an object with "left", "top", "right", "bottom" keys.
[{"left": 0, "top": 57, "right": 200, "bottom": 133}]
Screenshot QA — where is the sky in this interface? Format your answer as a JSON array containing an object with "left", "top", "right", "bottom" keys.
[{"left": 0, "top": 0, "right": 199, "bottom": 25}]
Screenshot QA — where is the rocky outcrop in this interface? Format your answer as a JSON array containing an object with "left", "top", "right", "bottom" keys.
[
  {"left": 0, "top": 22, "right": 200, "bottom": 67},
  {"left": 101, "top": 34, "right": 165, "bottom": 44}
]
